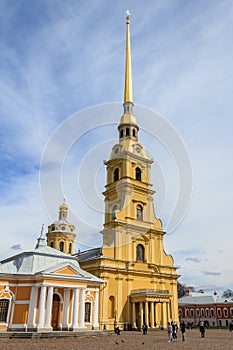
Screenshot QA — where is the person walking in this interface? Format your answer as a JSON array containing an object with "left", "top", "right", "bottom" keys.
[
  {"left": 200, "top": 321, "right": 205, "bottom": 338},
  {"left": 167, "top": 322, "right": 173, "bottom": 342},
  {"left": 172, "top": 322, "right": 178, "bottom": 340},
  {"left": 181, "top": 321, "right": 186, "bottom": 341}
]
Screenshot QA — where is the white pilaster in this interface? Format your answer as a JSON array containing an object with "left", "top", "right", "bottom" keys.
[
  {"left": 71, "top": 288, "right": 79, "bottom": 331},
  {"left": 37, "top": 285, "right": 47, "bottom": 330},
  {"left": 62, "top": 288, "right": 70, "bottom": 329},
  {"left": 79, "top": 287, "right": 86, "bottom": 328},
  {"left": 27, "top": 286, "right": 38, "bottom": 329},
  {"left": 44, "top": 286, "right": 53, "bottom": 330},
  {"left": 93, "top": 289, "right": 99, "bottom": 329}
]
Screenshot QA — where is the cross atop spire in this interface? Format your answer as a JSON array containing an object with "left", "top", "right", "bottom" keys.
[{"left": 124, "top": 9, "right": 134, "bottom": 114}]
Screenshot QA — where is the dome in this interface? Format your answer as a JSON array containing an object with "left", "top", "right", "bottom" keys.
[{"left": 59, "top": 200, "right": 68, "bottom": 212}]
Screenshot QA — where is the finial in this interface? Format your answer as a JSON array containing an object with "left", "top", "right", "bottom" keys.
[
  {"left": 40, "top": 224, "right": 45, "bottom": 238},
  {"left": 35, "top": 224, "right": 46, "bottom": 249},
  {"left": 124, "top": 9, "right": 134, "bottom": 111}
]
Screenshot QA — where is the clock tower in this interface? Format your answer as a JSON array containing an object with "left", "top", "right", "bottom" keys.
[{"left": 79, "top": 12, "right": 179, "bottom": 330}]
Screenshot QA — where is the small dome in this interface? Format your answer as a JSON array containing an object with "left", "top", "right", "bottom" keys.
[{"left": 59, "top": 200, "right": 68, "bottom": 212}]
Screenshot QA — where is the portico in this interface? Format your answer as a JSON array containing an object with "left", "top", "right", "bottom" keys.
[{"left": 130, "top": 289, "right": 172, "bottom": 329}]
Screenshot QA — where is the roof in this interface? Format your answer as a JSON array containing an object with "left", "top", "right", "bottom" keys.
[
  {"left": 179, "top": 292, "right": 233, "bottom": 305},
  {"left": 77, "top": 247, "right": 102, "bottom": 262},
  {"left": 0, "top": 236, "right": 102, "bottom": 284}
]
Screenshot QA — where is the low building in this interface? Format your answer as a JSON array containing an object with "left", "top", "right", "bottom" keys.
[
  {"left": 0, "top": 225, "right": 102, "bottom": 332},
  {"left": 178, "top": 291, "right": 233, "bottom": 327}
]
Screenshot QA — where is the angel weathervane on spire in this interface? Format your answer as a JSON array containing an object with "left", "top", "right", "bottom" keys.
[{"left": 125, "top": 9, "right": 131, "bottom": 20}]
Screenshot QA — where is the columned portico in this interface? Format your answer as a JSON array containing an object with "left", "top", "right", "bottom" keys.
[{"left": 130, "top": 289, "right": 172, "bottom": 329}]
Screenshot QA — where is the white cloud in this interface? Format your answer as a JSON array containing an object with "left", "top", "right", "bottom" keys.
[{"left": 0, "top": 0, "right": 233, "bottom": 294}]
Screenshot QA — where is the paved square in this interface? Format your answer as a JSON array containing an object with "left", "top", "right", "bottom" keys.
[{"left": 0, "top": 329, "right": 233, "bottom": 350}]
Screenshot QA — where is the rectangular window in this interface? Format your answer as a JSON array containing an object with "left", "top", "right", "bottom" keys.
[
  {"left": 0, "top": 299, "right": 9, "bottom": 322},
  {"left": 85, "top": 302, "right": 91, "bottom": 323}
]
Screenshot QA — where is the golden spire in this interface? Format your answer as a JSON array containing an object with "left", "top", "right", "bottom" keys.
[{"left": 124, "top": 10, "right": 133, "bottom": 106}]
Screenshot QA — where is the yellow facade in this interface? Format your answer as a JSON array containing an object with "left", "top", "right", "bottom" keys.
[{"left": 79, "top": 13, "right": 179, "bottom": 330}]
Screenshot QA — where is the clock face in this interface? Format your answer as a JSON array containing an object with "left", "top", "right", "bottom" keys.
[
  {"left": 135, "top": 146, "right": 141, "bottom": 154},
  {"left": 114, "top": 146, "right": 120, "bottom": 155}
]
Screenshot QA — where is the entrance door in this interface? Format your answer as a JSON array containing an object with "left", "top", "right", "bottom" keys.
[{"left": 51, "top": 294, "right": 60, "bottom": 330}]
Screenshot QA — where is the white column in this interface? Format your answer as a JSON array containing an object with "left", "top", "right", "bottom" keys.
[
  {"left": 140, "top": 302, "right": 144, "bottom": 327},
  {"left": 93, "top": 289, "right": 99, "bottom": 329},
  {"left": 71, "top": 288, "right": 79, "bottom": 331},
  {"left": 44, "top": 286, "right": 53, "bottom": 330},
  {"left": 27, "top": 286, "right": 38, "bottom": 329},
  {"left": 79, "top": 288, "right": 86, "bottom": 328},
  {"left": 145, "top": 301, "right": 149, "bottom": 326},
  {"left": 37, "top": 285, "right": 47, "bottom": 330},
  {"left": 150, "top": 302, "right": 155, "bottom": 328},
  {"left": 62, "top": 289, "right": 70, "bottom": 329}
]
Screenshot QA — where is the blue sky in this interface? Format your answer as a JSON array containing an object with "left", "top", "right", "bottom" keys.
[{"left": 0, "top": 0, "right": 233, "bottom": 295}]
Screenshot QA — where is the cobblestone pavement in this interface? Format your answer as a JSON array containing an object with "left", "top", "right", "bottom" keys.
[{"left": 0, "top": 329, "right": 233, "bottom": 350}]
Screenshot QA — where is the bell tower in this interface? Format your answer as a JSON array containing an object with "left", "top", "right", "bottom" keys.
[
  {"left": 46, "top": 197, "right": 76, "bottom": 255},
  {"left": 102, "top": 11, "right": 163, "bottom": 261},
  {"left": 79, "top": 11, "right": 179, "bottom": 331}
]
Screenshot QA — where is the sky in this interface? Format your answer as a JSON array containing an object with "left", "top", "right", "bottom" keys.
[{"left": 0, "top": 0, "right": 233, "bottom": 295}]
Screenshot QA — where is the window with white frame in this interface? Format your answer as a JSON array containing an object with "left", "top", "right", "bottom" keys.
[{"left": 0, "top": 299, "right": 9, "bottom": 322}]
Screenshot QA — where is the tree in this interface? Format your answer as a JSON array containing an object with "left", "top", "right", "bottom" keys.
[
  {"left": 222, "top": 289, "right": 233, "bottom": 298},
  {"left": 177, "top": 282, "right": 195, "bottom": 298}
]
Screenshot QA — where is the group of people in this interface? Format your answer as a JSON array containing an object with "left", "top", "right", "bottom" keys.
[
  {"left": 114, "top": 319, "right": 209, "bottom": 342},
  {"left": 167, "top": 322, "right": 179, "bottom": 342}
]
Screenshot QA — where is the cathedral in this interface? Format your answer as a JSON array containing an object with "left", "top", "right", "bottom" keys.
[
  {"left": 77, "top": 12, "right": 179, "bottom": 330},
  {"left": 0, "top": 13, "right": 179, "bottom": 332}
]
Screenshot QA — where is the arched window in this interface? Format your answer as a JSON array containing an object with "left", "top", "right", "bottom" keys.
[
  {"left": 196, "top": 309, "right": 200, "bottom": 316},
  {"left": 68, "top": 243, "right": 72, "bottom": 254},
  {"left": 231, "top": 308, "right": 233, "bottom": 316},
  {"left": 136, "top": 244, "right": 145, "bottom": 261},
  {"left": 133, "top": 129, "right": 136, "bottom": 137},
  {"left": 186, "top": 309, "right": 189, "bottom": 317},
  {"left": 211, "top": 308, "right": 214, "bottom": 317},
  {"left": 126, "top": 128, "right": 130, "bottom": 136},
  {"left": 50, "top": 242, "right": 54, "bottom": 248},
  {"left": 0, "top": 299, "right": 9, "bottom": 322},
  {"left": 112, "top": 205, "right": 117, "bottom": 220},
  {"left": 85, "top": 302, "right": 91, "bottom": 323},
  {"left": 206, "top": 308, "right": 209, "bottom": 317},
  {"left": 201, "top": 308, "right": 204, "bottom": 317},
  {"left": 59, "top": 241, "right": 64, "bottom": 252},
  {"left": 109, "top": 296, "right": 115, "bottom": 318},
  {"left": 217, "top": 308, "right": 221, "bottom": 317},
  {"left": 190, "top": 309, "right": 194, "bottom": 317},
  {"left": 114, "top": 168, "right": 119, "bottom": 182},
  {"left": 224, "top": 308, "right": 228, "bottom": 317},
  {"left": 135, "top": 167, "right": 141, "bottom": 181},
  {"left": 137, "top": 205, "right": 143, "bottom": 221}
]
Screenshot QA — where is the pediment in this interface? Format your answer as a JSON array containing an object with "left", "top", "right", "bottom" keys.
[{"left": 41, "top": 262, "right": 85, "bottom": 277}]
